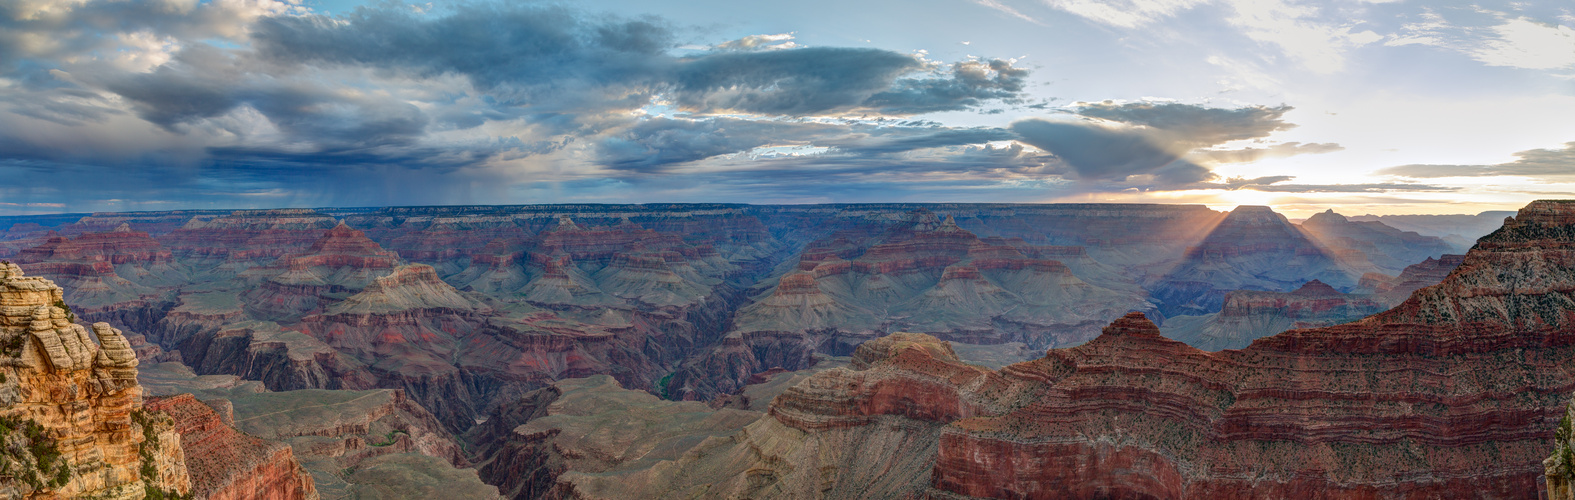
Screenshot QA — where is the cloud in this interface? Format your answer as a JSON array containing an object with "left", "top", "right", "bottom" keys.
[
  {"left": 1009, "top": 102, "right": 1303, "bottom": 184},
  {"left": 1222, "top": 0, "right": 1381, "bottom": 74},
  {"left": 1471, "top": 17, "right": 1575, "bottom": 70},
  {"left": 1010, "top": 118, "right": 1184, "bottom": 180},
  {"left": 713, "top": 33, "right": 798, "bottom": 51},
  {"left": 0, "top": 1, "right": 1042, "bottom": 212},
  {"left": 251, "top": 4, "right": 1027, "bottom": 118},
  {"left": 862, "top": 59, "right": 1029, "bottom": 115},
  {"left": 1040, "top": 0, "right": 1208, "bottom": 29},
  {"left": 1207, "top": 176, "right": 1456, "bottom": 193},
  {"left": 1380, "top": 142, "right": 1575, "bottom": 179},
  {"left": 1071, "top": 101, "right": 1295, "bottom": 145},
  {"left": 969, "top": 0, "right": 1044, "bottom": 25},
  {"left": 1191, "top": 141, "right": 1343, "bottom": 163},
  {"left": 1387, "top": 10, "right": 1575, "bottom": 70}
]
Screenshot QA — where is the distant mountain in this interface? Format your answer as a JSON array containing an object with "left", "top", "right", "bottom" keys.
[{"left": 1348, "top": 210, "right": 1517, "bottom": 244}]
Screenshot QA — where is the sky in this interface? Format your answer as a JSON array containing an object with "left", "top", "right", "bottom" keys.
[{"left": 1, "top": 0, "right": 1573, "bottom": 217}]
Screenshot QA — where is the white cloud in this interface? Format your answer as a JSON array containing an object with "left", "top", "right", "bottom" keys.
[
  {"left": 1223, "top": 0, "right": 1381, "bottom": 74},
  {"left": 971, "top": 0, "right": 1045, "bottom": 25},
  {"left": 1038, "top": 0, "right": 1207, "bottom": 29},
  {"left": 1471, "top": 17, "right": 1575, "bottom": 69}
]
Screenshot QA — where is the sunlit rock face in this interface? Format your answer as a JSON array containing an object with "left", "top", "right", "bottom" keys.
[
  {"left": 0, "top": 262, "right": 191, "bottom": 498},
  {"left": 144, "top": 394, "right": 318, "bottom": 500}
]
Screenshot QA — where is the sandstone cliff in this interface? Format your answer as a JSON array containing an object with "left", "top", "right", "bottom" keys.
[{"left": 0, "top": 262, "right": 190, "bottom": 498}]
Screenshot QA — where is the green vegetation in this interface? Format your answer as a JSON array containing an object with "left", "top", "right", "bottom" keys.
[
  {"left": 0, "top": 415, "right": 72, "bottom": 491},
  {"left": 131, "top": 410, "right": 192, "bottom": 500},
  {"left": 0, "top": 334, "right": 21, "bottom": 358},
  {"left": 370, "top": 429, "right": 410, "bottom": 447},
  {"left": 52, "top": 300, "right": 76, "bottom": 324},
  {"left": 1555, "top": 411, "right": 1575, "bottom": 480}
]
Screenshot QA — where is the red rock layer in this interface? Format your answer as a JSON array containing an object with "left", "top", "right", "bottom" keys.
[
  {"left": 158, "top": 209, "right": 338, "bottom": 264},
  {"left": 924, "top": 200, "right": 1575, "bottom": 499},
  {"left": 1359, "top": 253, "right": 1466, "bottom": 305},
  {"left": 145, "top": 394, "right": 317, "bottom": 500},
  {"left": 14, "top": 225, "right": 172, "bottom": 265}
]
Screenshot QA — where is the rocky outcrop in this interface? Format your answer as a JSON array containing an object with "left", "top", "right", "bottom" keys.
[
  {"left": 0, "top": 262, "right": 191, "bottom": 499},
  {"left": 144, "top": 393, "right": 318, "bottom": 500},
  {"left": 1357, "top": 253, "right": 1465, "bottom": 305},
  {"left": 1547, "top": 396, "right": 1575, "bottom": 500},
  {"left": 1161, "top": 279, "right": 1388, "bottom": 350}
]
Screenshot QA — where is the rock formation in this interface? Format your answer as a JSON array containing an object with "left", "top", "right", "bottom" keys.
[
  {"left": 480, "top": 199, "right": 1575, "bottom": 499},
  {"left": 1300, "top": 209, "right": 1457, "bottom": 274},
  {"left": 666, "top": 209, "right": 1151, "bottom": 400},
  {"left": 0, "top": 262, "right": 189, "bottom": 498},
  {"left": 1161, "top": 279, "right": 1388, "bottom": 350},
  {"left": 1357, "top": 253, "right": 1465, "bottom": 305},
  {"left": 144, "top": 393, "right": 318, "bottom": 500},
  {"left": 1149, "top": 205, "right": 1373, "bottom": 316}
]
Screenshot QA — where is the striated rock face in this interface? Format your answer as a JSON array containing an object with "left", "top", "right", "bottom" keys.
[
  {"left": 144, "top": 393, "right": 318, "bottom": 500},
  {"left": 222, "top": 388, "right": 496, "bottom": 499},
  {"left": 157, "top": 209, "right": 340, "bottom": 280},
  {"left": 1161, "top": 279, "right": 1389, "bottom": 350},
  {"left": 11, "top": 226, "right": 180, "bottom": 317},
  {"left": 540, "top": 333, "right": 1027, "bottom": 499},
  {"left": 1357, "top": 253, "right": 1466, "bottom": 305},
  {"left": 930, "top": 200, "right": 1575, "bottom": 498},
  {"left": 0, "top": 262, "right": 191, "bottom": 499}
]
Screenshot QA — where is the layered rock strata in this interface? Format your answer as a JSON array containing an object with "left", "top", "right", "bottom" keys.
[
  {"left": 144, "top": 394, "right": 318, "bottom": 500},
  {"left": 0, "top": 262, "right": 191, "bottom": 498},
  {"left": 1161, "top": 279, "right": 1388, "bottom": 350},
  {"left": 498, "top": 199, "right": 1575, "bottom": 499}
]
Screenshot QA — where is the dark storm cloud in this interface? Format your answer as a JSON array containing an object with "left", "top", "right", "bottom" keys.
[
  {"left": 249, "top": 3, "right": 1027, "bottom": 118},
  {"left": 862, "top": 59, "right": 1029, "bottom": 115},
  {"left": 1380, "top": 142, "right": 1575, "bottom": 179},
  {"left": 596, "top": 118, "right": 844, "bottom": 172},
  {"left": 596, "top": 117, "right": 1028, "bottom": 173},
  {"left": 821, "top": 126, "right": 1019, "bottom": 155},
  {"left": 1071, "top": 101, "right": 1295, "bottom": 145},
  {"left": 1008, "top": 103, "right": 1330, "bottom": 187},
  {"left": 103, "top": 43, "right": 431, "bottom": 150},
  {"left": 1009, "top": 118, "right": 1183, "bottom": 180}
]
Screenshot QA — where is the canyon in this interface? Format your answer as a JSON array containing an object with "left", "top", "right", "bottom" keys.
[{"left": 0, "top": 201, "right": 1513, "bottom": 497}]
